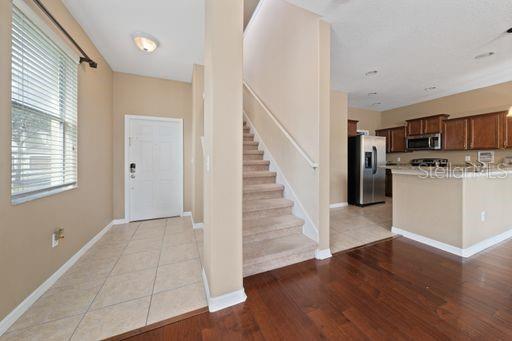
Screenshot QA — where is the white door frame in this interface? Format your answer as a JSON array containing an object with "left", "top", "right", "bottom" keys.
[{"left": 124, "top": 115, "right": 184, "bottom": 222}]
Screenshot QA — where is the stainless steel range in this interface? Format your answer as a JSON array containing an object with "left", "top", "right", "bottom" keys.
[{"left": 410, "top": 158, "right": 449, "bottom": 167}]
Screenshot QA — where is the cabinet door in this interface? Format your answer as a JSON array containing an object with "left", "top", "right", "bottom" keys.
[
  {"left": 505, "top": 115, "right": 512, "bottom": 149},
  {"left": 407, "top": 119, "right": 423, "bottom": 136},
  {"left": 348, "top": 120, "right": 358, "bottom": 137},
  {"left": 443, "top": 119, "right": 468, "bottom": 150},
  {"left": 375, "top": 129, "right": 390, "bottom": 152},
  {"left": 469, "top": 112, "right": 502, "bottom": 149},
  {"left": 423, "top": 116, "right": 445, "bottom": 134},
  {"left": 390, "top": 127, "right": 406, "bottom": 152}
]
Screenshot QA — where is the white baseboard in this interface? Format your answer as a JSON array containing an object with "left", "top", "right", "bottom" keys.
[
  {"left": 244, "top": 113, "right": 319, "bottom": 243},
  {"left": 0, "top": 220, "right": 114, "bottom": 336},
  {"left": 201, "top": 268, "right": 247, "bottom": 313},
  {"left": 392, "top": 226, "right": 512, "bottom": 258},
  {"left": 329, "top": 202, "right": 348, "bottom": 209},
  {"left": 182, "top": 211, "right": 192, "bottom": 217},
  {"left": 112, "top": 218, "right": 128, "bottom": 225},
  {"left": 315, "top": 248, "right": 332, "bottom": 260},
  {"left": 193, "top": 222, "right": 204, "bottom": 229}
]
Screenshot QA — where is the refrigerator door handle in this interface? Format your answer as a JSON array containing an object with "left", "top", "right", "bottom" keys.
[{"left": 372, "top": 146, "right": 377, "bottom": 175}]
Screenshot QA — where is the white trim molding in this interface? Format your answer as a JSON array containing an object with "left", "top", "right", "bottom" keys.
[
  {"left": 182, "top": 211, "right": 192, "bottom": 217},
  {"left": 0, "top": 220, "right": 114, "bottom": 336},
  {"left": 112, "top": 218, "right": 128, "bottom": 225},
  {"left": 392, "top": 226, "right": 512, "bottom": 258},
  {"left": 244, "top": 113, "right": 319, "bottom": 243},
  {"left": 201, "top": 268, "right": 247, "bottom": 313},
  {"left": 330, "top": 202, "right": 348, "bottom": 209},
  {"left": 315, "top": 248, "right": 332, "bottom": 260}
]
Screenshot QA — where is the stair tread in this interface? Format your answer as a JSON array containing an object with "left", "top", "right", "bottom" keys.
[
  {"left": 243, "top": 133, "right": 254, "bottom": 136},
  {"left": 243, "top": 171, "right": 276, "bottom": 178},
  {"left": 243, "top": 198, "right": 293, "bottom": 212},
  {"left": 243, "top": 233, "right": 316, "bottom": 265},
  {"left": 243, "top": 150, "right": 263, "bottom": 155},
  {"left": 244, "top": 183, "right": 284, "bottom": 193},
  {"left": 244, "top": 160, "right": 270, "bottom": 165},
  {"left": 244, "top": 214, "right": 304, "bottom": 231},
  {"left": 243, "top": 141, "right": 258, "bottom": 145}
]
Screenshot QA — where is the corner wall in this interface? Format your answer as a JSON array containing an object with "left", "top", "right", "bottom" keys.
[
  {"left": 330, "top": 91, "right": 348, "bottom": 205},
  {"left": 191, "top": 65, "right": 205, "bottom": 224},
  {"left": 0, "top": 0, "right": 113, "bottom": 321}
]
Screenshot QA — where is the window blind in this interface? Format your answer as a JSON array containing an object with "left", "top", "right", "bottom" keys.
[{"left": 11, "top": 4, "right": 78, "bottom": 203}]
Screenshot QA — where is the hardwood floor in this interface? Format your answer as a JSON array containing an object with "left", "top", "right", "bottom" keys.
[{"left": 121, "top": 236, "right": 512, "bottom": 340}]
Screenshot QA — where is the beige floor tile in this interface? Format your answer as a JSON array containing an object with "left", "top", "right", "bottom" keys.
[
  {"left": 80, "top": 245, "right": 126, "bottom": 263},
  {"left": 91, "top": 268, "right": 156, "bottom": 309},
  {"left": 123, "top": 238, "right": 163, "bottom": 255},
  {"left": 132, "top": 226, "right": 165, "bottom": 241},
  {"left": 165, "top": 223, "right": 192, "bottom": 235},
  {"left": 71, "top": 296, "right": 150, "bottom": 341},
  {"left": 153, "top": 259, "right": 202, "bottom": 294},
  {"left": 147, "top": 283, "right": 206, "bottom": 325},
  {"left": 166, "top": 216, "right": 192, "bottom": 227},
  {"left": 1, "top": 315, "right": 82, "bottom": 341},
  {"left": 159, "top": 242, "right": 199, "bottom": 266},
  {"left": 139, "top": 219, "right": 166, "bottom": 229},
  {"left": 194, "top": 229, "right": 203, "bottom": 241},
  {"left": 9, "top": 284, "right": 101, "bottom": 332},
  {"left": 162, "top": 230, "right": 195, "bottom": 246},
  {"left": 111, "top": 250, "right": 160, "bottom": 276}
]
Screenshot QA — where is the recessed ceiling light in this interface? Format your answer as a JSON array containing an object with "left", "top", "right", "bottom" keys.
[
  {"left": 424, "top": 86, "right": 437, "bottom": 91},
  {"left": 132, "top": 32, "right": 159, "bottom": 53},
  {"left": 371, "top": 102, "right": 381, "bottom": 106},
  {"left": 368, "top": 92, "right": 378, "bottom": 96},
  {"left": 365, "top": 70, "right": 378, "bottom": 77},
  {"left": 474, "top": 52, "right": 495, "bottom": 60}
]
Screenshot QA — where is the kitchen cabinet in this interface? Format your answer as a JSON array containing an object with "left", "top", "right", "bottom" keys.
[
  {"left": 389, "top": 126, "right": 407, "bottom": 152},
  {"left": 443, "top": 118, "right": 468, "bottom": 150},
  {"left": 468, "top": 112, "right": 503, "bottom": 150},
  {"left": 376, "top": 126, "right": 406, "bottom": 153},
  {"left": 504, "top": 114, "right": 512, "bottom": 149},
  {"left": 375, "top": 128, "right": 391, "bottom": 152},
  {"left": 348, "top": 120, "right": 358, "bottom": 137},
  {"left": 406, "top": 114, "right": 449, "bottom": 136}
]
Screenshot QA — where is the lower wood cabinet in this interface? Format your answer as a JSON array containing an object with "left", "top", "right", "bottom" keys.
[{"left": 443, "top": 118, "right": 468, "bottom": 150}]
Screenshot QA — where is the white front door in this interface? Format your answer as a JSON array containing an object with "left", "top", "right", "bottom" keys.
[{"left": 127, "top": 116, "right": 183, "bottom": 221}]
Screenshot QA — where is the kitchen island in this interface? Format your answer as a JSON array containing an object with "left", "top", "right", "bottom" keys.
[{"left": 389, "top": 165, "right": 512, "bottom": 257}]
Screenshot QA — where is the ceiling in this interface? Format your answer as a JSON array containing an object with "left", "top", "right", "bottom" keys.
[
  {"left": 286, "top": 0, "right": 512, "bottom": 110},
  {"left": 64, "top": 0, "right": 512, "bottom": 110},
  {"left": 62, "top": 0, "right": 204, "bottom": 82}
]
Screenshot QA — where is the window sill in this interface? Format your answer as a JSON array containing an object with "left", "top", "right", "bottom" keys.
[{"left": 11, "top": 184, "right": 78, "bottom": 205}]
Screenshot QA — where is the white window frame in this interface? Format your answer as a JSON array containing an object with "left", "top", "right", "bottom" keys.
[{"left": 11, "top": 0, "right": 80, "bottom": 205}]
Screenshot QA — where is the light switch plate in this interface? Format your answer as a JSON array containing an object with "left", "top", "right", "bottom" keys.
[{"left": 465, "top": 155, "right": 471, "bottom": 162}]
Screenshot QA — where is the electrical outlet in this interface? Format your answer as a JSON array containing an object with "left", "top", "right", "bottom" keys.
[
  {"left": 465, "top": 155, "right": 471, "bottom": 162},
  {"left": 397, "top": 157, "right": 401, "bottom": 162},
  {"left": 480, "top": 211, "right": 486, "bottom": 222}
]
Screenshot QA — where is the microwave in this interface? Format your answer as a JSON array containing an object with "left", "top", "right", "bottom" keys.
[{"left": 406, "top": 133, "right": 442, "bottom": 150}]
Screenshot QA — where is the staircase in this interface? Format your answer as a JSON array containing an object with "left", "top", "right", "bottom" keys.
[{"left": 243, "top": 121, "right": 317, "bottom": 277}]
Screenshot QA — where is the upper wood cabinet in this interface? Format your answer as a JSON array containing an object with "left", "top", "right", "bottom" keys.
[
  {"left": 375, "top": 128, "right": 391, "bottom": 152},
  {"left": 348, "top": 120, "right": 358, "bottom": 137},
  {"left": 406, "top": 114, "right": 449, "bottom": 136},
  {"left": 504, "top": 115, "right": 512, "bottom": 149},
  {"left": 376, "top": 126, "right": 406, "bottom": 153},
  {"left": 468, "top": 112, "right": 504, "bottom": 150},
  {"left": 389, "top": 126, "right": 407, "bottom": 153},
  {"left": 443, "top": 118, "right": 468, "bottom": 150}
]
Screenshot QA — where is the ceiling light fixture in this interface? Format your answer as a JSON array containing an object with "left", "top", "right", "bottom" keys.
[
  {"left": 365, "top": 70, "right": 378, "bottom": 77},
  {"left": 368, "top": 92, "right": 378, "bottom": 96},
  {"left": 424, "top": 86, "right": 437, "bottom": 91},
  {"left": 132, "top": 32, "right": 159, "bottom": 53},
  {"left": 475, "top": 52, "right": 495, "bottom": 60}
]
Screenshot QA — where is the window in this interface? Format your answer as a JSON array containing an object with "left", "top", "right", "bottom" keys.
[{"left": 11, "top": 3, "right": 78, "bottom": 204}]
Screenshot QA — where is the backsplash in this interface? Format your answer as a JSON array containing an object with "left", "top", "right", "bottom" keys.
[{"left": 386, "top": 150, "right": 512, "bottom": 165}]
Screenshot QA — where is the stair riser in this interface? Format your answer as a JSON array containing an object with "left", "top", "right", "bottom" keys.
[
  {"left": 243, "top": 226, "right": 302, "bottom": 244},
  {"left": 243, "top": 145, "right": 259, "bottom": 151},
  {"left": 243, "top": 164, "right": 269, "bottom": 172},
  {"left": 243, "top": 136, "right": 254, "bottom": 142},
  {"left": 244, "top": 190, "right": 283, "bottom": 201},
  {"left": 244, "top": 176, "right": 276, "bottom": 186},
  {"left": 243, "top": 128, "right": 250, "bottom": 133},
  {"left": 243, "top": 154, "right": 264, "bottom": 161},
  {"left": 243, "top": 206, "right": 292, "bottom": 219}
]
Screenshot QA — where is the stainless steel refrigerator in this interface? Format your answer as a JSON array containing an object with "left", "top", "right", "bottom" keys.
[{"left": 348, "top": 135, "right": 386, "bottom": 206}]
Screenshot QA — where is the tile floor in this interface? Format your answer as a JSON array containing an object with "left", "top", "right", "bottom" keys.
[
  {"left": 330, "top": 199, "right": 394, "bottom": 253},
  {"left": 1, "top": 217, "right": 207, "bottom": 341}
]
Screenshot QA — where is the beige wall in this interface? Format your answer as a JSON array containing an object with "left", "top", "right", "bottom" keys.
[
  {"left": 348, "top": 107, "right": 382, "bottom": 135},
  {"left": 113, "top": 72, "right": 192, "bottom": 219},
  {"left": 0, "top": 0, "right": 113, "bottom": 321},
  {"left": 203, "top": 0, "right": 244, "bottom": 298},
  {"left": 191, "top": 65, "right": 204, "bottom": 223},
  {"left": 244, "top": 0, "right": 331, "bottom": 249},
  {"left": 330, "top": 91, "right": 348, "bottom": 205},
  {"left": 382, "top": 81, "right": 512, "bottom": 163}
]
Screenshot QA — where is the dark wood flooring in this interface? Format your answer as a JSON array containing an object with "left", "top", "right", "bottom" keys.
[{"left": 121, "top": 236, "right": 512, "bottom": 340}]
